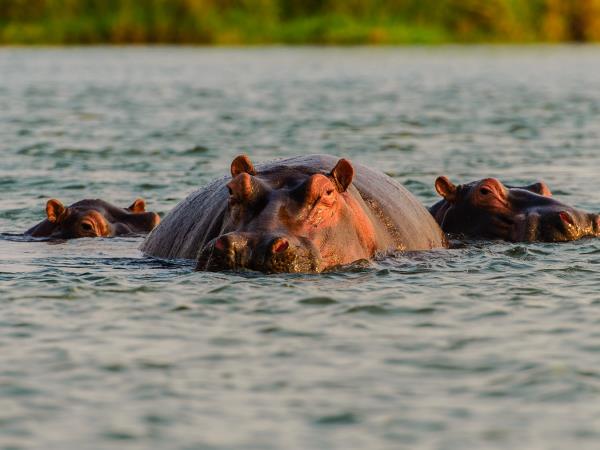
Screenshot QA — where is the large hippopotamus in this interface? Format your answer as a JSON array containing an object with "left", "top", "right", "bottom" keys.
[
  {"left": 141, "top": 154, "right": 447, "bottom": 272},
  {"left": 430, "top": 176, "right": 600, "bottom": 242},
  {"left": 26, "top": 198, "right": 160, "bottom": 239}
]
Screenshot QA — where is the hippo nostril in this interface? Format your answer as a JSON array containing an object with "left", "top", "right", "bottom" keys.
[
  {"left": 272, "top": 238, "right": 289, "bottom": 254},
  {"left": 214, "top": 236, "right": 227, "bottom": 251},
  {"left": 559, "top": 211, "right": 575, "bottom": 227}
]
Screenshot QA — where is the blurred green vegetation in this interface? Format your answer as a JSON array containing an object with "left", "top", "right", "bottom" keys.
[{"left": 1, "top": 0, "right": 600, "bottom": 44}]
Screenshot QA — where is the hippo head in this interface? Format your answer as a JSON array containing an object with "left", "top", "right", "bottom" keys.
[
  {"left": 197, "top": 155, "right": 380, "bottom": 273},
  {"left": 27, "top": 198, "right": 160, "bottom": 239},
  {"left": 430, "top": 176, "right": 600, "bottom": 242}
]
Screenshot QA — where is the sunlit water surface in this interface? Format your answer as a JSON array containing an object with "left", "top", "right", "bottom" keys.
[{"left": 1, "top": 47, "right": 599, "bottom": 450}]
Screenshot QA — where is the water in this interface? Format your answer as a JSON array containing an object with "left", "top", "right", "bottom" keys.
[{"left": 1, "top": 46, "right": 600, "bottom": 450}]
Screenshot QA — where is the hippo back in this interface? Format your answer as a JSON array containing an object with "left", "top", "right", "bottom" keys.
[{"left": 141, "top": 155, "right": 445, "bottom": 259}]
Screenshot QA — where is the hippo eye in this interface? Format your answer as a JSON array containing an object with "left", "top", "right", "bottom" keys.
[
  {"left": 81, "top": 222, "right": 93, "bottom": 232},
  {"left": 227, "top": 187, "right": 238, "bottom": 205},
  {"left": 319, "top": 188, "right": 336, "bottom": 207},
  {"left": 479, "top": 187, "right": 492, "bottom": 196}
]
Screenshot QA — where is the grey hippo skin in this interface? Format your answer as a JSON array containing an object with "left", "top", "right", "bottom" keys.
[{"left": 141, "top": 154, "right": 447, "bottom": 273}]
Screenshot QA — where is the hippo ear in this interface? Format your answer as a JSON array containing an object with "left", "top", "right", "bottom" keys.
[
  {"left": 330, "top": 159, "right": 354, "bottom": 192},
  {"left": 528, "top": 182, "right": 552, "bottom": 197},
  {"left": 46, "top": 199, "right": 67, "bottom": 223},
  {"left": 435, "top": 176, "right": 458, "bottom": 202},
  {"left": 127, "top": 198, "right": 146, "bottom": 213},
  {"left": 231, "top": 155, "right": 256, "bottom": 177}
]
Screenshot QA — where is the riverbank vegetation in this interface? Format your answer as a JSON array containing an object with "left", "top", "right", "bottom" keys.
[{"left": 2, "top": 0, "right": 600, "bottom": 45}]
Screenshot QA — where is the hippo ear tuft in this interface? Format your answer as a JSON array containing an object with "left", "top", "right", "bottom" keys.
[
  {"left": 330, "top": 158, "right": 354, "bottom": 192},
  {"left": 231, "top": 155, "right": 256, "bottom": 177},
  {"left": 435, "top": 176, "right": 458, "bottom": 202},
  {"left": 46, "top": 199, "right": 67, "bottom": 223},
  {"left": 127, "top": 198, "right": 146, "bottom": 213}
]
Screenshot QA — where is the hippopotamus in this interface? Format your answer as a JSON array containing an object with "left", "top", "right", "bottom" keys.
[
  {"left": 141, "top": 154, "right": 447, "bottom": 272},
  {"left": 430, "top": 176, "right": 600, "bottom": 242},
  {"left": 26, "top": 198, "right": 160, "bottom": 239}
]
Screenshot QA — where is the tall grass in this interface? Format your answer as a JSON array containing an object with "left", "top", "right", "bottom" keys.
[{"left": 1, "top": 0, "right": 600, "bottom": 44}]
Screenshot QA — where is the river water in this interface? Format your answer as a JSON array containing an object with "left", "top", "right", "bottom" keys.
[{"left": 1, "top": 47, "right": 599, "bottom": 450}]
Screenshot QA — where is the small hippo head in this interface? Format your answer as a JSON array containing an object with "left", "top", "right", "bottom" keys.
[
  {"left": 430, "top": 176, "right": 600, "bottom": 242},
  {"left": 26, "top": 198, "right": 160, "bottom": 239},
  {"left": 197, "top": 155, "right": 379, "bottom": 273}
]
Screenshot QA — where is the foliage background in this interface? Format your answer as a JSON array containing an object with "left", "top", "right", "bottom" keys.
[{"left": 1, "top": 0, "right": 600, "bottom": 44}]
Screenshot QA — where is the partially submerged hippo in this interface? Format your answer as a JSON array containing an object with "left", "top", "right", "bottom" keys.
[
  {"left": 26, "top": 198, "right": 160, "bottom": 239},
  {"left": 141, "top": 154, "right": 447, "bottom": 272},
  {"left": 430, "top": 176, "right": 600, "bottom": 242}
]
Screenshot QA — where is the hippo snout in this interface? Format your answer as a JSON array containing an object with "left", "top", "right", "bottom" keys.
[
  {"left": 196, "top": 232, "right": 321, "bottom": 273},
  {"left": 541, "top": 210, "right": 600, "bottom": 242},
  {"left": 540, "top": 210, "right": 581, "bottom": 242},
  {"left": 513, "top": 209, "right": 598, "bottom": 242},
  {"left": 198, "top": 233, "right": 251, "bottom": 270}
]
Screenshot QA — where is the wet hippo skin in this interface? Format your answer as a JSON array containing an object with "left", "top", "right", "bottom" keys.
[
  {"left": 430, "top": 176, "right": 600, "bottom": 242},
  {"left": 141, "top": 154, "right": 447, "bottom": 273},
  {"left": 26, "top": 198, "right": 160, "bottom": 239}
]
